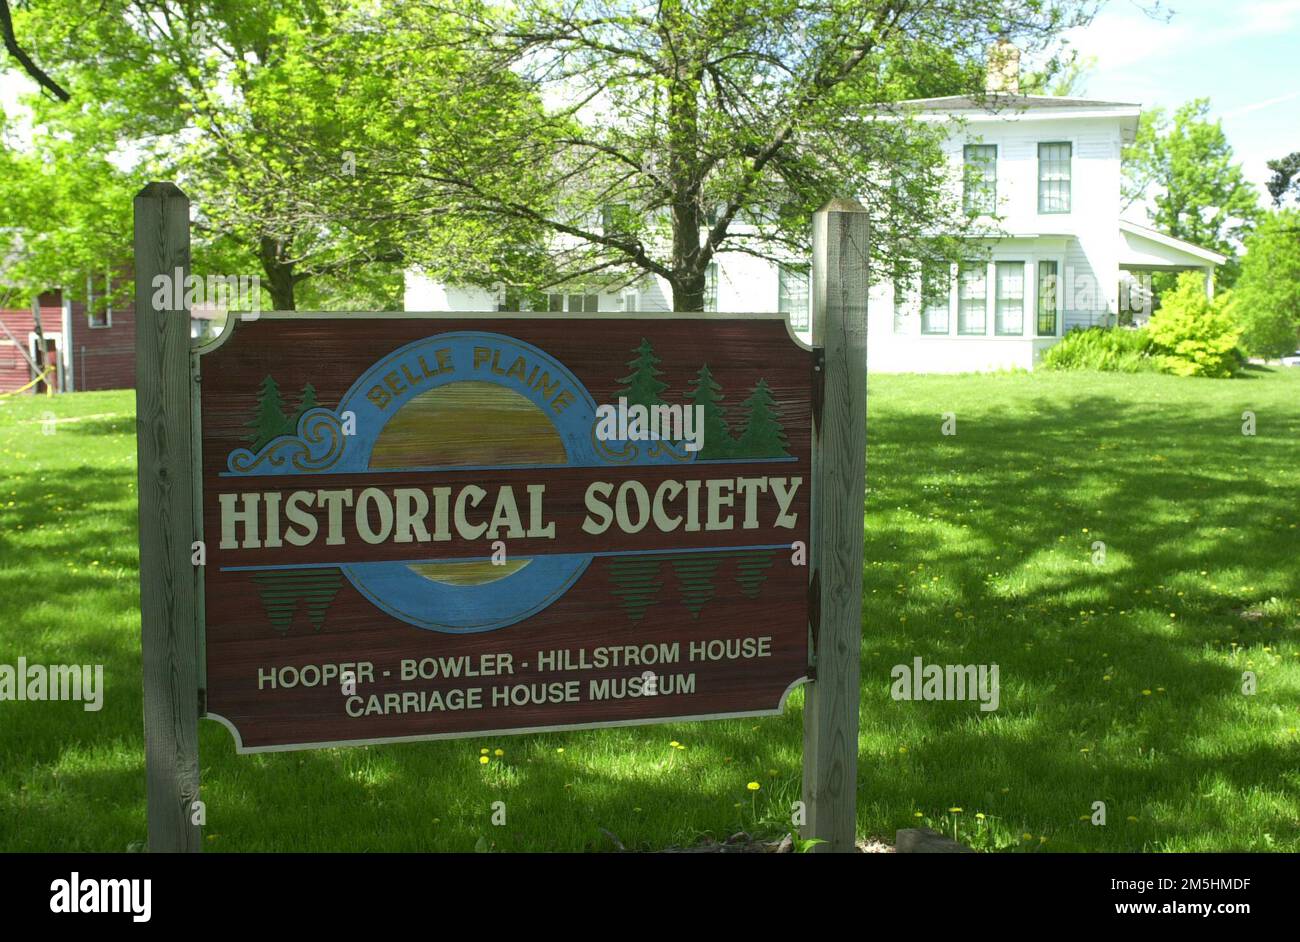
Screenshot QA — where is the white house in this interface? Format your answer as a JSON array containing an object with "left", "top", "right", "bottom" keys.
[{"left": 404, "top": 51, "right": 1225, "bottom": 373}]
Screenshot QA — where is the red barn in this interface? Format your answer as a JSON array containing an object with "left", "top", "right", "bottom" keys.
[{"left": 0, "top": 278, "right": 137, "bottom": 394}]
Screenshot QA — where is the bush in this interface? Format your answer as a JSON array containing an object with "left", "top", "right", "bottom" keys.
[
  {"left": 1041, "top": 326, "right": 1157, "bottom": 373},
  {"left": 1146, "top": 271, "right": 1243, "bottom": 377}
]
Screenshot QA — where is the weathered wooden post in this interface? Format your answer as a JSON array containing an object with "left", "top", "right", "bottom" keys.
[
  {"left": 134, "top": 182, "right": 202, "bottom": 852},
  {"left": 802, "top": 197, "right": 869, "bottom": 852}
]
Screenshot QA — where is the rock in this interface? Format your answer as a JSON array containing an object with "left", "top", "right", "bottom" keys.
[{"left": 895, "top": 827, "right": 975, "bottom": 853}]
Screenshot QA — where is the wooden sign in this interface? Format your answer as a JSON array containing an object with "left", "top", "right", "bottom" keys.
[
  {"left": 196, "top": 314, "right": 813, "bottom": 751},
  {"left": 135, "top": 183, "right": 865, "bottom": 853}
]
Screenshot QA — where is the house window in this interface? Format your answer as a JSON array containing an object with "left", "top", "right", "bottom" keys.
[
  {"left": 1037, "top": 261, "right": 1059, "bottom": 335},
  {"left": 1038, "top": 142, "right": 1072, "bottom": 213},
  {"left": 545, "top": 292, "right": 600, "bottom": 312},
  {"left": 87, "top": 273, "right": 111, "bottom": 328},
  {"left": 778, "top": 263, "right": 810, "bottom": 329},
  {"left": 995, "top": 262, "right": 1025, "bottom": 336},
  {"left": 963, "top": 144, "right": 997, "bottom": 215},
  {"left": 957, "top": 262, "right": 987, "bottom": 335},
  {"left": 704, "top": 263, "right": 719, "bottom": 312},
  {"left": 921, "top": 262, "right": 950, "bottom": 335}
]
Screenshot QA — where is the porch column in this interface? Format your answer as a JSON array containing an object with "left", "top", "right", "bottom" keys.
[{"left": 1204, "top": 267, "right": 1215, "bottom": 300}]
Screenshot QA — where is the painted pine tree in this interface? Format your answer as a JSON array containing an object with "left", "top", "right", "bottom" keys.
[
  {"left": 617, "top": 338, "right": 669, "bottom": 411},
  {"left": 293, "top": 382, "right": 319, "bottom": 429},
  {"left": 686, "top": 363, "right": 734, "bottom": 458},
  {"left": 735, "top": 378, "right": 790, "bottom": 458},
  {"left": 246, "top": 375, "right": 293, "bottom": 451}
]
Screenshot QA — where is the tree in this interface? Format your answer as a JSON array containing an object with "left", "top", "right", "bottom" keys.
[
  {"left": 4, "top": 0, "right": 541, "bottom": 311},
  {"left": 685, "top": 363, "right": 733, "bottom": 458},
  {"left": 337, "top": 0, "right": 1095, "bottom": 310},
  {"left": 735, "top": 379, "right": 790, "bottom": 457},
  {"left": 0, "top": 0, "right": 68, "bottom": 100},
  {"left": 1122, "top": 99, "right": 1262, "bottom": 286},
  {"left": 617, "top": 338, "right": 669, "bottom": 410},
  {"left": 1266, "top": 152, "right": 1300, "bottom": 206},
  {"left": 247, "top": 375, "right": 293, "bottom": 451},
  {"left": 1233, "top": 209, "right": 1300, "bottom": 357}
]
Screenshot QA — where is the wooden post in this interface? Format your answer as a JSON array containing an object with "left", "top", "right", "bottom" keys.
[
  {"left": 802, "top": 197, "right": 869, "bottom": 853},
  {"left": 134, "top": 182, "right": 202, "bottom": 852}
]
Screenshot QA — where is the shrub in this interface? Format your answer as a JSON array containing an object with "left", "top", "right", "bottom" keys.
[
  {"left": 1146, "top": 271, "right": 1243, "bottom": 377},
  {"left": 1041, "top": 326, "right": 1157, "bottom": 373}
]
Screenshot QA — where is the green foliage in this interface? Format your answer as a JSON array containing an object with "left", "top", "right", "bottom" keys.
[
  {"left": 1041, "top": 327, "right": 1157, "bottom": 373},
  {"left": 1122, "top": 99, "right": 1261, "bottom": 286},
  {"left": 1266, "top": 152, "right": 1300, "bottom": 206},
  {"left": 334, "top": 0, "right": 1096, "bottom": 309},
  {"left": 1146, "top": 272, "right": 1243, "bottom": 377},
  {"left": 1232, "top": 210, "right": 1300, "bottom": 358}
]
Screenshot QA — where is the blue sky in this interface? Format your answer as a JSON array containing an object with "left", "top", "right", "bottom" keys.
[{"left": 1062, "top": 0, "right": 1300, "bottom": 203}]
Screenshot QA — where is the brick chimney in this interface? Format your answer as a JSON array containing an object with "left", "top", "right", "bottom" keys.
[{"left": 986, "top": 38, "right": 1021, "bottom": 94}]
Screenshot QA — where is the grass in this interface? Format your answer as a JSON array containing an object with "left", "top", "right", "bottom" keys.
[{"left": 1, "top": 367, "right": 1298, "bottom": 852}]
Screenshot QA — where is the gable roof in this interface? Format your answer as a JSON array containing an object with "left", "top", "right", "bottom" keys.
[
  {"left": 900, "top": 93, "right": 1140, "bottom": 114},
  {"left": 1118, "top": 220, "right": 1227, "bottom": 267}
]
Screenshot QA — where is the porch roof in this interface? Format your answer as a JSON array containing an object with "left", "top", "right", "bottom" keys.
[{"left": 1118, "top": 220, "right": 1226, "bottom": 269}]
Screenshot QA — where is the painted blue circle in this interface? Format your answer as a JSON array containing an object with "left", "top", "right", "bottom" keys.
[{"left": 331, "top": 331, "right": 684, "bottom": 634}]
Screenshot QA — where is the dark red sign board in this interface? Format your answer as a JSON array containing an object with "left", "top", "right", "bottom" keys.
[{"left": 197, "top": 313, "right": 812, "bottom": 751}]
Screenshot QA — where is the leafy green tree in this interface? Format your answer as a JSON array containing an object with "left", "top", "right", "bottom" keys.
[
  {"left": 685, "top": 364, "right": 734, "bottom": 458},
  {"left": 0, "top": 0, "right": 68, "bottom": 99},
  {"left": 617, "top": 338, "right": 669, "bottom": 411},
  {"left": 1233, "top": 210, "right": 1300, "bottom": 357},
  {"left": 1122, "top": 99, "right": 1262, "bottom": 286},
  {"left": 735, "top": 379, "right": 790, "bottom": 457},
  {"left": 1147, "top": 271, "right": 1242, "bottom": 378},
  {"left": 345, "top": 0, "right": 1094, "bottom": 310},
  {"left": 1266, "top": 152, "right": 1300, "bottom": 206},
  {"left": 248, "top": 375, "right": 293, "bottom": 450},
  {"left": 3, "top": 0, "right": 541, "bottom": 310}
]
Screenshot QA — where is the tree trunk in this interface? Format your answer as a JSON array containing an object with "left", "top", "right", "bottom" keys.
[
  {"left": 258, "top": 235, "right": 297, "bottom": 311},
  {"left": 663, "top": 3, "right": 706, "bottom": 312},
  {"left": 671, "top": 272, "right": 706, "bottom": 312}
]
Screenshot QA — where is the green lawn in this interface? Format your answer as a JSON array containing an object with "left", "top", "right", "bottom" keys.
[{"left": 1, "top": 368, "right": 1298, "bottom": 852}]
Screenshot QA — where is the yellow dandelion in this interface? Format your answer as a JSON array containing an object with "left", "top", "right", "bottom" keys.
[
  {"left": 478, "top": 755, "right": 489, "bottom": 765},
  {"left": 494, "top": 748, "right": 504, "bottom": 757},
  {"left": 480, "top": 748, "right": 489, "bottom": 755},
  {"left": 914, "top": 811, "right": 923, "bottom": 818},
  {"left": 1141, "top": 689, "right": 1152, "bottom": 696},
  {"left": 747, "top": 781, "right": 761, "bottom": 792},
  {"left": 948, "top": 806, "right": 962, "bottom": 813}
]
